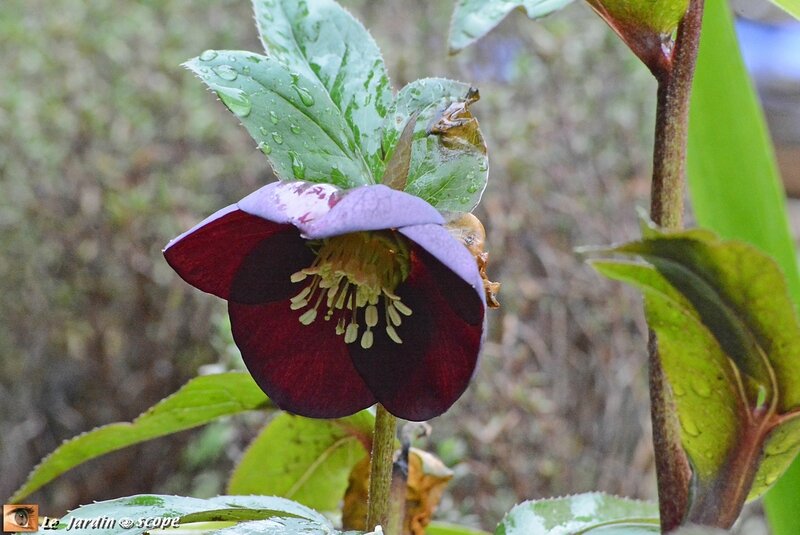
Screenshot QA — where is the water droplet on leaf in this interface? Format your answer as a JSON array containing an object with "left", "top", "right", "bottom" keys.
[
  {"left": 259, "top": 126, "right": 268, "bottom": 136},
  {"left": 290, "top": 123, "right": 301, "bottom": 134},
  {"left": 293, "top": 85, "right": 315, "bottom": 106},
  {"left": 467, "top": 182, "right": 479, "bottom": 193},
  {"left": 690, "top": 376, "right": 712, "bottom": 398},
  {"left": 289, "top": 151, "right": 306, "bottom": 179},
  {"left": 271, "top": 132, "right": 283, "bottom": 144},
  {"left": 756, "top": 383, "right": 768, "bottom": 408},
  {"left": 213, "top": 65, "right": 238, "bottom": 81},
  {"left": 258, "top": 142, "right": 272, "bottom": 155},
  {"left": 199, "top": 49, "right": 218, "bottom": 61},
  {"left": 680, "top": 416, "right": 700, "bottom": 437},
  {"left": 269, "top": 111, "right": 279, "bottom": 124},
  {"left": 216, "top": 87, "right": 251, "bottom": 117}
]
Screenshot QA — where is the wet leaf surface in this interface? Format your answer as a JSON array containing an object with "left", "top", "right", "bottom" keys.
[
  {"left": 227, "top": 411, "right": 373, "bottom": 515},
  {"left": 449, "top": 0, "right": 575, "bottom": 53},
  {"left": 590, "top": 224, "right": 800, "bottom": 518},
  {"left": 495, "top": 492, "right": 658, "bottom": 534}
]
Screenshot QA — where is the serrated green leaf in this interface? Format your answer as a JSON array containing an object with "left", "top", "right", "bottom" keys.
[
  {"left": 589, "top": 227, "right": 800, "bottom": 513},
  {"left": 449, "top": 0, "right": 575, "bottom": 53},
  {"left": 227, "top": 411, "right": 373, "bottom": 514},
  {"left": 208, "top": 517, "right": 338, "bottom": 535},
  {"left": 54, "top": 495, "right": 329, "bottom": 535},
  {"left": 385, "top": 79, "right": 488, "bottom": 212},
  {"left": 185, "top": 52, "right": 369, "bottom": 188},
  {"left": 179, "top": 508, "right": 305, "bottom": 524},
  {"left": 253, "top": 0, "right": 392, "bottom": 180},
  {"left": 495, "top": 493, "right": 659, "bottom": 535},
  {"left": 768, "top": 0, "right": 800, "bottom": 19},
  {"left": 11, "top": 373, "right": 269, "bottom": 502}
]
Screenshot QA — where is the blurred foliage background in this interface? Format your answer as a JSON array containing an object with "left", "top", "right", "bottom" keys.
[{"left": 0, "top": 0, "right": 752, "bottom": 530}]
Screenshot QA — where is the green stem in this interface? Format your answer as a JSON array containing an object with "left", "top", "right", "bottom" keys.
[
  {"left": 366, "top": 404, "right": 397, "bottom": 532},
  {"left": 648, "top": 1, "right": 705, "bottom": 531}
]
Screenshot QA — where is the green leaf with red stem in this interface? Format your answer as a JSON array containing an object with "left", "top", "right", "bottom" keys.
[
  {"left": 686, "top": 0, "right": 800, "bottom": 530},
  {"left": 590, "top": 225, "right": 800, "bottom": 527}
]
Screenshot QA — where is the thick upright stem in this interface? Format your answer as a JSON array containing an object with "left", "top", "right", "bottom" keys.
[
  {"left": 648, "top": 1, "right": 705, "bottom": 531},
  {"left": 366, "top": 404, "right": 397, "bottom": 532},
  {"left": 650, "top": 0, "right": 704, "bottom": 229}
]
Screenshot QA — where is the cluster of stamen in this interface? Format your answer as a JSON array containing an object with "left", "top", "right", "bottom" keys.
[{"left": 289, "top": 231, "right": 413, "bottom": 349}]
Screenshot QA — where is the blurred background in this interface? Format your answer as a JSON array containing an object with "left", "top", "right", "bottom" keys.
[{"left": 1, "top": 1, "right": 795, "bottom": 532}]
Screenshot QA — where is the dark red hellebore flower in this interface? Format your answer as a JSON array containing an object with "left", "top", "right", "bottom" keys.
[{"left": 164, "top": 181, "right": 485, "bottom": 421}]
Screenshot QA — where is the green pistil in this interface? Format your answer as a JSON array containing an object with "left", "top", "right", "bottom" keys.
[{"left": 289, "top": 231, "right": 413, "bottom": 348}]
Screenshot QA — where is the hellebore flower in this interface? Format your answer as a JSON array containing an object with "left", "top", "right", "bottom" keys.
[{"left": 164, "top": 181, "right": 486, "bottom": 421}]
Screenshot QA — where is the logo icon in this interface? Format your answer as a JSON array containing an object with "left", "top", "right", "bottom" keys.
[{"left": 3, "top": 505, "right": 38, "bottom": 532}]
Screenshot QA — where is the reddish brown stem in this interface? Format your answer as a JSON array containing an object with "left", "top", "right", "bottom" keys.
[
  {"left": 648, "top": 0, "right": 705, "bottom": 531},
  {"left": 688, "top": 414, "right": 771, "bottom": 528}
]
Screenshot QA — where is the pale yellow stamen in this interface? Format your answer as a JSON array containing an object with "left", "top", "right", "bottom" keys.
[{"left": 288, "top": 231, "right": 413, "bottom": 346}]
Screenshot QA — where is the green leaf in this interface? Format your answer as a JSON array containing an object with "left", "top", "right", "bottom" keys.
[
  {"left": 687, "top": 0, "right": 800, "bottom": 300},
  {"left": 185, "top": 51, "right": 370, "bottom": 188},
  {"left": 495, "top": 493, "right": 659, "bottom": 534},
  {"left": 768, "top": 0, "right": 800, "bottom": 19},
  {"left": 54, "top": 495, "right": 330, "bottom": 535},
  {"left": 227, "top": 411, "right": 373, "bottom": 514},
  {"left": 589, "top": 227, "right": 800, "bottom": 509},
  {"left": 585, "top": 0, "right": 689, "bottom": 34},
  {"left": 427, "top": 521, "right": 491, "bottom": 535},
  {"left": 687, "top": 0, "right": 800, "bottom": 529},
  {"left": 10, "top": 373, "right": 269, "bottom": 501},
  {"left": 208, "top": 518, "right": 339, "bottom": 535},
  {"left": 386, "top": 79, "right": 488, "bottom": 212},
  {"left": 253, "top": 0, "right": 393, "bottom": 180},
  {"left": 449, "top": 0, "right": 575, "bottom": 53},
  {"left": 179, "top": 508, "right": 306, "bottom": 524}
]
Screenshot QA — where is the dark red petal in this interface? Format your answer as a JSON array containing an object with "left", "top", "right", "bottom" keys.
[
  {"left": 229, "top": 300, "right": 376, "bottom": 418},
  {"left": 399, "top": 224, "right": 486, "bottom": 308},
  {"left": 348, "top": 245, "right": 484, "bottom": 421},
  {"left": 229, "top": 228, "right": 315, "bottom": 304},
  {"left": 164, "top": 207, "right": 290, "bottom": 300}
]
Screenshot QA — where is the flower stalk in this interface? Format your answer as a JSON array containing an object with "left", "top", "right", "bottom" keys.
[
  {"left": 366, "top": 404, "right": 398, "bottom": 532},
  {"left": 647, "top": 0, "right": 705, "bottom": 531}
]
